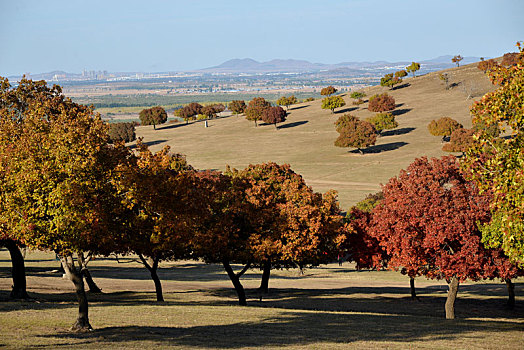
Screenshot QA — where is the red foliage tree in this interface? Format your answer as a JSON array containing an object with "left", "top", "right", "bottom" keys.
[
  {"left": 442, "top": 128, "right": 475, "bottom": 153},
  {"left": 229, "top": 100, "right": 246, "bottom": 114},
  {"left": 501, "top": 52, "right": 520, "bottom": 66},
  {"left": 245, "top": 97, "right": 271, "bottom": 127},
  {"left": 369, "top": 156, "right": 522, "bottom": 318},
  {"left": 334, "top": 114, "right": 377, "bottom": 154},
  {"left": 262, "top": 106, "right": 287, "bottom": 129},
  {"left": 321, "top": 85, "right": 337, "bottom": 96},
  {"left": 368, "top": 93, "right": 396, "bottom": 112}
]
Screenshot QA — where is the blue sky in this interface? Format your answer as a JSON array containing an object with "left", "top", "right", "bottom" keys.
[{"left": 1, "top": 0, "right": 522, "bottom": 76}]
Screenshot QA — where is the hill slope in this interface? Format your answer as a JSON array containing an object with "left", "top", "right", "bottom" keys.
[{"left": 135, "top": 61, "right": 495, "bottom": 209}]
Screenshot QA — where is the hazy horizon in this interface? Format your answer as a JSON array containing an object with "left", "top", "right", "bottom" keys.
[{"left": 1, "top": 0, "right": 523, "bottom": 76}]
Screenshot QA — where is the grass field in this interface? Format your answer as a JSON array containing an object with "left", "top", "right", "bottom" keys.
[
  {"left": 133, "top": 62, "right": 495, "bottom": 209},
  {"left": 1, "top": 250, "right": 523, "bottom": 349}
]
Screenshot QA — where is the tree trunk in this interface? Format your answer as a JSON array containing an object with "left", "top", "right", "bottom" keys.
[
  {"left": 1, "top": 239, "right": 29, "bottom": 299},
  {"left": 153, "top": 124, "right": 156, "bottom": 130},
  {"left": 138, "top": 254, "right": 164, "bottom": 302},
  {"left": 83, "top": 268, "right": 102, "bottom": 294},
  {"left": 506, "top": 279, "right": 515, "bottom": 310},
  {"left": 274, "top": 123, "right": 278, "bottom": 130},
  {"left": 410, "top": 277, "right": 418, "bottom": 301},
  {"left": 259, "top": 260, "right": 271, "bottom": 294},
  {"left": 222, "top": 261, "right": 247, "bottom": 306},
  {"left": 61, "top": 256, "right": 92, "bottom": 331},
  {"left": 445, "top": 276, "right": 459, "bottom": 319}
]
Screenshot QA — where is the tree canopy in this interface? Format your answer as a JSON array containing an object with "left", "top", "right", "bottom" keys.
[
  {"left": 245, "top": 97, "right": 271, "bottom": 126},
  {"left": 139, "top": 106, "right": 167, "bottom": 129},
  {"left": 321, "top": 95, "right": 346, "bottom": 113},
  {"left": 334, "top": 114, "right": 377, "bottom": 154},
  {"left": 406, "top": 62, "right": 420, "bottom": 77}
]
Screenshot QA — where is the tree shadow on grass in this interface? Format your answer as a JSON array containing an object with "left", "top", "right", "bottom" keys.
[
  {"left": 350, "top": 142, "right": 408, "bottom": 154},
  {"left": 128, "top": 140, "right": 168, "bottom": 149},
  {"left": 392, "top": 108, "right": 412, "bottom": 116},
  {"left": 289, "top": 105, "right": 309, "bottom": 111},
  {"left": 392, "top": 83, "right": 411, "bottom": 90},
  {"left": 40, "top": 307, "right": 523, "bottom": 348},
  {"left": 381, "top": 127, "right": 415, "bottom": 137},
  {"left": 156, "top": 123, "right": 189, "bottom": 131},
  {"left": 278, "top": 121, "right": 308, "bottom": 129},
  {"left": 336, "top": 107, "right": 358, "bottom": 114}
]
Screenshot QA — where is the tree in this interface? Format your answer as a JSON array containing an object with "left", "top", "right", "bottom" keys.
[
  {"left": 229, "top": 100, "right": 246, "bottom": 114},
  {"left": 406, "top": 62, "right": 420, "bottom": 78},
  {"left": 477, "top": 59, "right": 498, "bottom": 73},
  {"left": 370, "top": 156, "right": 521, "bottom": 318},
  {"left": 462, "top": 43, "right": 524, "bottom": 264},
  {"left": 442, "top": 128, "right": 474, "bottom": 154},
  {"left": 428, "top": 117, "right": 463, "bottom": 142},
  {"left": 320, "top": 86, "right": 337, "bottom": 96},
  {"left": 201, "top": 105, "right": 217, "bottom": 119},
  {"left": 350, "top": 91, "right": 366, "bottom": 99},
  {"left": 262, "top": 106, "right": 287, "bottom": 129},
  {"left": 366, "top": 113, "right": 398, "bottom": 135},
  {"left": 0, "top": 237, "right": 29, "bottom": 299},
  {"left": 321, "top": 95, "right": 346, "bottom": 113},
  {"left": 501, "top": 52, "right": 520, "bottom": 66},
  {"left": 380, "top": 73, "right": 402, "bottom": 90},
  {"left": 452, "top": 55, "right": 463, "bottom": 67},
  {"left": 0, "top": 77, "right": 128, "bottom": 330},
  {"left": 108, "top": 122, "right": 136, "bottom": 143},
  {"left": 334, "top": 114, "right": 377, "bottom": 154},
  {"left": 245, "top": 97, "right": 271, "bottom": 127},
  {"left": 277, "top": 95, "right": 297, "bottom": 110},
  {"left": 395, "top": 70, "right": 408, "bottom": 78},
  {"left": 439, "top": 73, "right": 450, "bottom": 90},
  {"left": 113, "top": 140, "right": 194, "bottom": 302},
  {"left": 368, "top": 93, "right": 396, "bottom": 112},
  {"left": 139, "top": 106, "right": 167, "bottom": 130}
]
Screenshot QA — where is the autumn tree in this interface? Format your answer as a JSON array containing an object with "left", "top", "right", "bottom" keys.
[
  {"left": 0, "top": 236, "right": 29, "bottom": 299},
  {"left": 262, "top": 106, "right": 287, "bottom": 129},
  {"left": 321, "top": 85, "right": 337, "bottom": 96},
  {"left": 442, "top": 128, "right": 474, "bottom": 154},
  {"left": 366, "top": 112, "right": 398, "bottom": 135},
  {"left": 108, "top": 122, "right": 136, "bottom": 143},
  {"left": 438, "top": 73, "right": 450, "bottom": 90},
  {"left": 350, "top": 91, "right": 366, "bottom": 99},
  {"left": 462, "top": 43, "right": 524, "bottom": 264},
  {"left": 452, "top": 55, "right": 463, "bottom": 67},
  {"left": 501, "top": 52, "right": 520, "bottom": 66},
  {"left": 428, "top": 117, "right": 463, "bottom": 142},
  {"left": 406, "top": 62, "right": 420, "bottom": 77},
  {"left": 368, "top": 93, "right": 396, "bottom": 112},
  {"left": 370, "top": 156, "right": 521, "bottom": 319},
  {"left": 380, "top": 73, "right": 402, "bottom": 90},
  {"left": 334, "top": 114, "right": 377, "bottom": 154},
  {"left": 321, "top": 95, "right": 346, "bottom": 113},
  {"left": 0, "top": 77, "right": 128, "bottom": 330},
  {"left": 113, "top": 140, "right": 194, "bottom": 302},
  {"left": 229, "top": 100, "right": 246, "bottom": 114},
  {"left": 477, "top": 59, "right": 498, "bottom": 73},
  {"left": 277, "top": 95, "right": 297, "bottom": 110},
  {"left": 139, "top": 106, "right": 168, "bottom": 129},
  {"left": 245, "top": 97, "right": 271, "bottom": 127},
  {"left": 395, "top": 70, "right": 408, "bottom": 78}
]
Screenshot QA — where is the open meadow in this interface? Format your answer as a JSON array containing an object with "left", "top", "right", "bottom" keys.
[
  {"left": 1, "top": 250, "right": 523, "bottom": 349},
  {"left": 133, "top": 62, "right": 496, "bottom": 209}
]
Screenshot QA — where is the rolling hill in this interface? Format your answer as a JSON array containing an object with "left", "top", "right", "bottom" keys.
[{"left": 135, "top": 61, "right": 496, "bottom": 210}]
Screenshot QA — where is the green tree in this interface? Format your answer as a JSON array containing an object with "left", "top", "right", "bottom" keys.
[
  {"left": 321, "top": 95, "right": 346, "bottom": 113},
  {"left": 462, "top": 43, "right": 524, "bottom": 264},
  {"left": 350, "top": 91, "right": 366, "bottom": 99},
  {"left": 277, "top": 95, "right": 297, "bottom": 110},
  {"left": 366, "top": 113, "right": 398, "bottom": 135},
  {"left": 406, "top": 62, "right": 420, "bottom": 78},
  {"left": 380, "top": 73, "right": 402, "bottom": 90},
  {"left": 395, "top": 70, "right": 408, "bottom": 78},
  {"left": 139, "top": 106, "right": 168, "bottom": 130}
]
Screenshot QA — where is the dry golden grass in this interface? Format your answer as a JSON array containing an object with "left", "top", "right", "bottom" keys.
[
  {"left": 135, "top": 62, "right": 495, "bottom": 209},
  {"left": 1, "top": 250, "right": 523, "bottom": 349}
]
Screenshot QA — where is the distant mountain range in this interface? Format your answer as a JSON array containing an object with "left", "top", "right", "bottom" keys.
[{"left": 201, "top": 56, "right": 482, "bottom": 73}]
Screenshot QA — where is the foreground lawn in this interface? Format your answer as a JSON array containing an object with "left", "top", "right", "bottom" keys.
[{"left": 1, "top": 251, "right": 523, "bottom": 349}]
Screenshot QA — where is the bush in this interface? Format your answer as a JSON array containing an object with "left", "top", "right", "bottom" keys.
[
  {"left": 501, "top": 52, "right": 521, "bottom": 66},
  {"left": 366, "top": 113, "right": 398, "bottom": 134},
  {"left": 304, "top": 97, "right": 315, "bottom": 102},
  {"left": 428, "top": 117, "right": 463, "bottom": 140},
  {"left": 442, "top": 128, "right": 474, "bottom": 153},
  {"left": 108, "top": 122, "right": 136, "bottom": 143},
  {"left": 368, "top": 93, "right": 396, "bottom": 112},
  {"left": 477, "top": 59, "right": 498, "bottom": 73},
  {"left": 350, "top": 91, "right": 366, "bottom": 99},
  {"left": 352, "top": 99, "right": 365, "bottom": 106},
  {"left": 196, "top": 114, "right": 207, "bottom": 120}
]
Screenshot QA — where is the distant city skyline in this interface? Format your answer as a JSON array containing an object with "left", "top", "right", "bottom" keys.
[{"left": 1, "top": 0, "right": 523, "bottom": 77}]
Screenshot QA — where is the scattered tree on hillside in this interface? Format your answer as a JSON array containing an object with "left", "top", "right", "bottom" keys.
[
  {"left": 370, "top": 156, "right": 522, "bottom": 318},
  {"left": 139, "top": 106, "right": 168, "bottom": 130},
  {"left": 277, "top": 95, "right": 298, "bottom": 110},
  {"left": 321, "top": 95, "right": 346, "bottom": 113},
  {"left": 452, "top": 55, "right": 463, "bottom": 67},
  {"left": 380, "top": 73, "right": 402, "bottom": 90},
  {"left": 245, "top": 97, "right": 271, "bottom": 127},
  {"left": 438, "top": 73, "right": 450, "bottom": 90},
  {"left": 321, "top": 86, "right": 337, "bottom": 96},
  {"left": 350, "top": 91, "right": 366, "bottom": 99},
  {"left": 462, "top": 42, "right": 524, "bottom": 264},
  {"left": 334, "top": 114, "right": 377, "bottom": 154},
  {"left": 108, "top": 122, "right": 136, "bottom": 143},
  {"left": 229, "top": 100, "right": 246, "bottom": 114},
  {"left": 366, "top": 113, "right": 398, "bottom": 135},
  {"left": 262, "top": 106, "right": 287, "bottom": 129},
  {"left": 368, "top": 93, "right": 396, "bottom": 112},
  {"left": 442, "top": 128, "right": 474, "bottom": 154},
  {"left": 427, "top": 117, "right": 463, "bottom": 142},
  {"left": 406, "top": 62, "right": 420, "bottom": 78},
  {"left": 395, "top": 70, "right": 408, "bottom": 78},
  {"left": 501, "top": 52, "right": 520, "bottom": 66},
  {"left": 201, "top": 104, "right": 225, "bottom": 119}
]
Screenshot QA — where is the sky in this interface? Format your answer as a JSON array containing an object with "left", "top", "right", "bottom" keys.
[{"left": 1, "top": 0, "right": 523, "bottom": 76}]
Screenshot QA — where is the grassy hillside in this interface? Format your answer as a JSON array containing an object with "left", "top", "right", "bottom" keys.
[{"left": 135, "top": 62, "right": 495, "bottom": 210}]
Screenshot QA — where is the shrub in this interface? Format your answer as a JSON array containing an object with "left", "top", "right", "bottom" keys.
[
  {"left": 501, "top": 52, "right": 521, "bottom": 66},
  {"left": 352, "top": 99, "right": 365, "bottom": 106},
  {"left": 304, "top": 97, "right": 315, "bottom": 102},
  {"left": 442, "top": 128, "right": 475, "bottom": 153},
  {"left": 366, "top": 113, "right": 398, "bottom": 134},
  {"left": 350, "top": 91, "right": 366, "bottom": 99},
  {"left": 477, "top": 59, "right": 498, "bottom": 73},
  {"left": 368, "top": 93, "right": 396, "bottom": 112},
  {"left": 108, "top": 122, "right": 136, "bottom": 143},
  {"left": 428, "top": 117, "right": 463, "bottom": 141}
]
